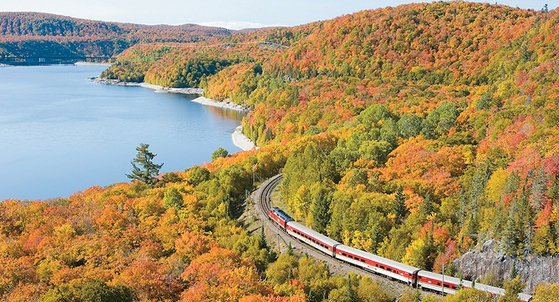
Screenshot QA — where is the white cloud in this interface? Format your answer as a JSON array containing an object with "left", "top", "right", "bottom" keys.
[{"left": 195, "top": 21, "right": 285, "bottom": 30}]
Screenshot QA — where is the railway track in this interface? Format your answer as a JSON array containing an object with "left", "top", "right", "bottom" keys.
[
  {"left": 256, "top": 173, "right": 283, "bottom": 217},
  {"left": 252, "top": 174, "right": 532, "bottom": 301},
  {"left": 252, "top": 173, "right": 422, "bottom": 296}
]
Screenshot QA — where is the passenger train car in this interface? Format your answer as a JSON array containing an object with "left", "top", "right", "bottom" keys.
[
  {"left": 336, "top": 244, "right": 419, "bottom": 286},
  {"left": 416, "top": 270, "right": 470, "bottom": 295},
  {"left": 267, "top": 207, "right": 532, "bottom": 302}
]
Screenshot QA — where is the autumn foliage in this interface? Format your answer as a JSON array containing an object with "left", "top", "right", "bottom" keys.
[{"left": 3, "top": 1, "right": 559, "bottom": 300}]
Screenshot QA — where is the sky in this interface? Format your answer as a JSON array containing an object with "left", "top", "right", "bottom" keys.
[{"left": 2, "top": 0, "right": 558, "bottom": 30}]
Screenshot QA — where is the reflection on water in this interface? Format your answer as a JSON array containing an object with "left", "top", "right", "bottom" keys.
[{"left": 206, "top": 106, "right": 248, "bottom": 120}]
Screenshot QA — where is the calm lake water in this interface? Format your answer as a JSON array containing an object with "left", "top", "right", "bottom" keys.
[{"left": 0, "top": 64, "right": 243, "bottom": 200}]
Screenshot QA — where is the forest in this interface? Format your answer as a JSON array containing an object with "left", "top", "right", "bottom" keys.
[
  {"left": 3, "top": 1, "right": 559, "bottom": 301},
  {"left": 0, "top": 12, "right": 232, "bottom": 60}
]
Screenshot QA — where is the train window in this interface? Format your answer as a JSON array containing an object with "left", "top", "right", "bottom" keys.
[
  {"left": 380, "top": 266, "right": 385, "bottom": 269},
  {"left": 387, "top": 268, "right": 392, "bottom": 272},
  {"left": 360, "top": 259, "right": 365, "bottom": 263}
]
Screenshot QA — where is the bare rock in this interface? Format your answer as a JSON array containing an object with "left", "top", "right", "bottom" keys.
[{"left": 453, "top": 239, "right": 559, "bottom": 293}]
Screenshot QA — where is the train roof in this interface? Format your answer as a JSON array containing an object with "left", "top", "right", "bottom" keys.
[
  {"left": 417, "top": 270, "right": 473, "bottom": 287},
  {"left": 288, "top": 221, "right": 341, "bottom": 247},
  {"left": 336, "top": 244, "right": 420, "bottom": 274},
  {"left": 474, "top": 282, "right": 505, "bottom": 295},
  {"left": 271, "top": 207, "right": 294, "bottom": 222}
]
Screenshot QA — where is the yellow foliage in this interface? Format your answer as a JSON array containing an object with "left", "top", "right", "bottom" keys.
[
  {"left": 485, "top": 168, "right": 509, "bottom": 204},
  {"left": 533, "top": 283, "right": 559, "bottom": 302}
]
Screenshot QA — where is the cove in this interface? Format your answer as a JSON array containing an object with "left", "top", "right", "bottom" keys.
[{"left": 0, "top": 64, "right": 243, "bottom": 200}]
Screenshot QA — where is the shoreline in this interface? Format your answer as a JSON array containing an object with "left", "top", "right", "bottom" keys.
[
  {"left": 191, "top": 96, "right": 250, "bottom": 113},
  {"left": 90, "top": 77, "right": 204, "bottom": 95},
  {"left": 75, "top": 62, "right": 112, "bottom": 67},
  {"left": 232, "top": 126, "right": 257, "bottom": 151},
  {"left": 90, "top": 77, "right": 256, "bottom": 151}
]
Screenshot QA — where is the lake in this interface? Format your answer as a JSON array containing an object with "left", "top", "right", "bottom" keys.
[{"left": 0, "top": 64, "right": 244, "bottom": 200}]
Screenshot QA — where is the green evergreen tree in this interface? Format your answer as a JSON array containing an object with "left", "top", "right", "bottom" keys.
[
  {"left": 126, "top": 143, "right": 163, "bottom": 186},
  {"left": 393, "top": 186, "right": 407, "bottom": 223},
  {"left": 312, "top": 183, "right": 332, "bottom": 234},
  {"left": 287, "top": 242, "right": 294, "bottom": 256},
  {"left": 345, "top": 274, "right": 357, "bottom": 302},
  {"left": 419, "top": 193, "right": 433, "bottom": 218},
  {"left": 260, "top": 225, "right": 268, "bottom": 249},
  {"left": 509, "top": 259, "right": 517, "bottom": 279}
]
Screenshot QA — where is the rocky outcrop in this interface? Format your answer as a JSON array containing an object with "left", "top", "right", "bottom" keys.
[{"left": 453, "top": 239, "right": 559, "bottom": 293}]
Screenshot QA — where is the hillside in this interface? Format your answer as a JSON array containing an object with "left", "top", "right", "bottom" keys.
[
  {"left": 100, "top": 0, "right": 559, "bottom": 289},
  {"left": 2, "top": 1, "right": 559, "bottom": 300},
  {"left": 0, "top": 12, "right": 232, "bottom": 63}
]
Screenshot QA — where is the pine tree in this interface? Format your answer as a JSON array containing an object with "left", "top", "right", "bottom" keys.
[
  {"left": 419, "top": 193, "right": 433, "bottom": 218},
  {"left": 260, "top": 225, "right": 268, "bottom": 249},
  {"left": 393, "top": 186, "right": 407, "bottom": 223},
  {"left": 287, "top": 242, "right": 293, "bottom": 256},
  {"left": 345, "top": 274, "right": 357, "bottom": 302},
  {"left": 312, "top": 183, "right": 331, "bottom": 234},
  {"left": 126, "top": 143, "right": 163, "bottom": 186},
  {"left": 509, "top": 259, "right": 517, "bottom": 279}
]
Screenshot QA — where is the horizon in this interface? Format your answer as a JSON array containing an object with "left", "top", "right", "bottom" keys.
[{"left": 1, "top": 0, "right": 557, "bottom": 30}]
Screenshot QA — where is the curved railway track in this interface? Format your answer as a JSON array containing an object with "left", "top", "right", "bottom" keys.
[
  {"left": 257, "top": 173, "right": 283, "bottom": 218},
  {"left": 253, "top": 173, "right": 421, "bottom": 296},
  {"left": 253, "top": 174, "right": 533, "bottom": 301}
]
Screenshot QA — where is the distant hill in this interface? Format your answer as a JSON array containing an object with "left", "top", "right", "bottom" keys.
[{"left": 0, "top": 12, "right": 233, "bottom": 63}]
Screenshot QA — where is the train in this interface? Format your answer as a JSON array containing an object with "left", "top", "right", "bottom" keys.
[{"left": 268, "top": 207, "right": 532, "bottom": 302}]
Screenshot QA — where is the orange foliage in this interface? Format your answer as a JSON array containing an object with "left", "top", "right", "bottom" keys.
[{"left": 180, "top": 247, "right": 270, "bottom": 301}]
